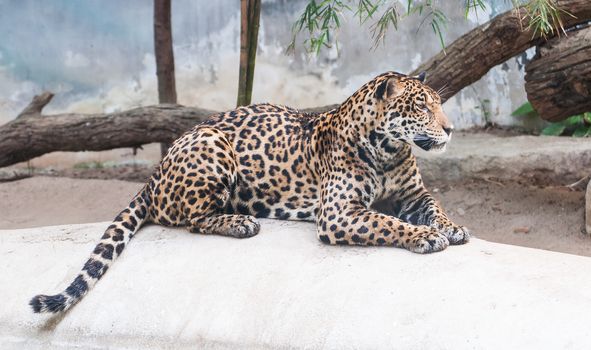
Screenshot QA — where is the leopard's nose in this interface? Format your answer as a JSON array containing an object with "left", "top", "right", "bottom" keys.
[{"left": 443, "top": 126, "right": 454, "bottom": 135}]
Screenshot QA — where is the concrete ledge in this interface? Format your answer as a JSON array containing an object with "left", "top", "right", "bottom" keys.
[
  {"left": 417, "top": 133, "right": 591, "bottom": 182},
  {"left": 3, "top": 133, "right": 591, "bottom": 185},
  {"left": 2, "top": 220, "right": 591, "bottom": 349}
]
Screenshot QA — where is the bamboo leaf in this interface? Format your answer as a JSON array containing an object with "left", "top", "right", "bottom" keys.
[
  {"left": 564, "top": 115, "right": 583, "bottom": 126},
  {"left": 431, "top": 19, "right": 445, "bottom": 50},
  {"left": 511, "top": 101, "right": 536, "bottom": 117},
  {"left": 541, "top": 123, "right": 566, "bottom": 136},
  {"left": 291, "top": 0, "right": 567, "bottom": 56},
  {"left": 573, "top": 125, "right": 591, "bottom": 137}
]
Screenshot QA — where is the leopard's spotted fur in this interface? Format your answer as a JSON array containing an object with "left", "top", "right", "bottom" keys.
[{"left": 30, "top": 71, "right": 470, "bottom": 314}]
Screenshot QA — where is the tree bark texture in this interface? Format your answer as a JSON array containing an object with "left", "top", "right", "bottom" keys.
[
  {"left": 525, "top": 26, "right": 591, "bottom": 122},
  {"left": 154, "top": 0, "right": 177, "bottom": 156},
  {"left": 0, "top": 102, "right": 214, "bottom": 168},
  {"left": 0, "top": 94, "right": 337, "bottom": 168},
  {"left": 236, "top": 0, "right": 261, "bottom": 107},
  {"left": 412, "top": 0, "right": 591, "bottom": 104},
  {"left": 154, "top": 0, "right": 177, "bottom": 104}
]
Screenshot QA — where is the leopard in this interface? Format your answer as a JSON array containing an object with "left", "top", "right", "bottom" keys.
[{"left": 30, "top": 71, "right": 470, "bottom": 314}]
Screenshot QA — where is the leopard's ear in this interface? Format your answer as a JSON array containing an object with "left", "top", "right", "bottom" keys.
[
  {"left": 415, "top": 71, "right": 427, "bottom": 83},
  {"left": 375, "top": 77, "right": 404, "bottom": 100},
  {"left": 375, "top": 79, "right": 388, "bottom": 100}
]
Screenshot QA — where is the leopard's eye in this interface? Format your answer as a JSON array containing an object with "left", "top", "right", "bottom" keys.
[{"left": 416, "top": 101, "right": 429, "bottom": 112}]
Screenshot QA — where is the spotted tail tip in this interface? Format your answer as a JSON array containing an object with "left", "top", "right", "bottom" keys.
[{"left": 29, "top": 294, "right": 67, "bottom": 314}]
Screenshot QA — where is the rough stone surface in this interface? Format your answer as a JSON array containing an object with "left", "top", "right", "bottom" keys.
[
  {"left": 2, "top": 221, "right": 591, "bottom": 349},
  {"left": 416, "top": 133, "right": 591, "bottom": 183}
]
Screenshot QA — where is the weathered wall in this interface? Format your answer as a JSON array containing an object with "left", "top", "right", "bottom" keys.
[{"left": 0, "top": 0, "right": 535, "bottom": 130}]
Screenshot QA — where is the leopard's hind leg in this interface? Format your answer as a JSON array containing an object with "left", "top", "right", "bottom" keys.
[{"left": 174, "top": 127, "right": 260, "bottom": 238}]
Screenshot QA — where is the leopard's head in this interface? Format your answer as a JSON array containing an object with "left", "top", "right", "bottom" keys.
[{"left": 370, "top": 72, "right": 453, "bottom": 153}]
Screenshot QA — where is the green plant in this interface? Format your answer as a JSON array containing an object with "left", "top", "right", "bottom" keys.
[
  {"left": 475, "top": 98, "right": 492, "bottom": 125},
  {"left": 512, "top": 101, "right": 591, "bottom": 137},
  {"left": 512, "top": 0, "right": 571, "bottom": 39},
  {"left": 289, "top": 0, "right": 566, "bottom": 54}
]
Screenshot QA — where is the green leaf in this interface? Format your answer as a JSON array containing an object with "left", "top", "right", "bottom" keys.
[
  {"left": 541, "top": 123, "right": 566, "bottom": 136},
  {"left": 523, "top": 0, "right": 566, "bottom": 39},
  {"left": 355, "top": 0, "right": 382, "bottom": 24},
  {"left": 512, "top": 101, "right": 536, "bottom": 117},
  {"left": 370, "top": 6, "right": 399, "bottom": 48},
  {"left": 564, "top": 115, "right": 583, "bottom": 126},
  {"left": 290, "top": 0, "right": 565, "bottom": 57},
  {"left": 431, "top": 20, "right": 445, "bottom": 50},
  {"left": 573, "top": 125, "right": 591, "bottom": 137},
  {"left": 465, "top": 0, "right": 487, "bottom": 18},
  {"left": 583, "top": 112, "right": 591, "bottom": 124}
]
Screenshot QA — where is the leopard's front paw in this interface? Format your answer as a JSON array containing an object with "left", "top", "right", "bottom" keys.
[
  {"left": 439, "top": 225, "right": 470, "bottom": 245},
  {"left": 408, "top": 227, "right": 449, "bottom": 254},
  {"left": 227, "top": 215, "right": 261, "bottom": 238}
]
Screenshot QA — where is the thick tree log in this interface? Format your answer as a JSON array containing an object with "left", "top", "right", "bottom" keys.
[
  {"left": 412, "top": 0, "right": 591, "bottom": 103},
  {"left": 0, "top": 103, "right": 214, "bottom": 167},
  {"left": 525, "top": 26, "right": 591, "bottom": 122},
  {"left": 0, "top": 99, "right": 338, "bottom": 168}
]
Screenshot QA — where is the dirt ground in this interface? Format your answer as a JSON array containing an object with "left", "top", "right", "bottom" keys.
[
  {"left": 1, "top": 172, "right": 588, "bottom": 257},
  {"left": 426, "top": 178, "right": 588, "bottom": 257}
]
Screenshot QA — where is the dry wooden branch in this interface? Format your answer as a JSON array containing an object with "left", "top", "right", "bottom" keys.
[{"left": 17, "top": 92, "right": 54, "bottom": 118}]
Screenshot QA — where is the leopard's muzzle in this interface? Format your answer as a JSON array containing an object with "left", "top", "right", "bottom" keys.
[{"left": 413, "top": 134, "right": 448, "bottom": 152}]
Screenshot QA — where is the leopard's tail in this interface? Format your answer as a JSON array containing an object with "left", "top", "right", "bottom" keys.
[{"left": 29, "top": 186, "right": 151, "bottom": 314}]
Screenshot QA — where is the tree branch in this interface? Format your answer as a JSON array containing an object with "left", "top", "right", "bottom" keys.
[
  {"left": 412, "top": 0, "right": 591, "bottom": 103},
  {"left": 16, "top": 92, "right": 54, "bottom": 118},
  {"left": 525, "top": 26, "right": 591, "bottom": 121}
]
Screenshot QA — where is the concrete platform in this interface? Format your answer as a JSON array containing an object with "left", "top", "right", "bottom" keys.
[{"left": 1, "top": 220, "right": 591, "bottom": 349}]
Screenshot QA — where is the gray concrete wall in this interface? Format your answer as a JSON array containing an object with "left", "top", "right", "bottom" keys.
[{"left": 0, "top": 0, "right": 534, "bottom": 130}]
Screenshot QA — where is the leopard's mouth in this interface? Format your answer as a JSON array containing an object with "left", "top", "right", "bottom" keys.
[{"left": 413, "top": 135, "right": 447, "bottom": 152}]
